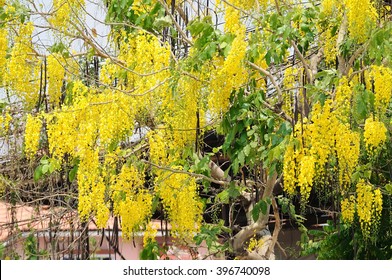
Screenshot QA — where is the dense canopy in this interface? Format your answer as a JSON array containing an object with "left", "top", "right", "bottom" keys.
[{"left": 0, "top": 0, "right": 391, "bottom": 259}]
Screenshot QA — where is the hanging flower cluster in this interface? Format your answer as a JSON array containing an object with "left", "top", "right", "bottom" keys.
[
  {"left": 363, "top": 116, "right": 387, "bottom": 155},
  {"left": 344, "top": 0, "right": 377, "bottom": 43},
  {"left": 283, "top": 100, "right": 360, "bottom": 200}
]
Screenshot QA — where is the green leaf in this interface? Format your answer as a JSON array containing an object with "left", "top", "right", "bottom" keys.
[
  {"left": 227, "top": 183, "right": 241, "bottom": 199},
  {"left": 252, "top": 204, "right": 260, "bottom": 222},
  {"left": 351, "top": 171, "right": 360, "bottom": 183},
  {"left": 258, "top": 200, "right": 268, "bottom": 215},
  {"left": 153, "top": 15, "right": 172, "bottom": 30},
  {"left": 216, "top": 189, "right": 230, "bottom": 203},
  {"left": 42, "top": 164, "right": 49, "bottom": 174},
  {"left": 68, "top": 165, "right": 78, "bottom": 182},
  {"left": 34, "top": 166, "right": 43, "bottom": 181},
  {"left": 243, "top": 145, "right": 251, "bottom": 157},
  {"left": 385, "top": 184, "right": 392, "bottom": 195},
  {"left": 237, "top": 151, "right": 245, "bottom": 165},
  {"left": 252, "top": 199, "right": 269, "bottom": 222},
  {"left": 364, "top": 170, "right": 372, "bottom": 179}
]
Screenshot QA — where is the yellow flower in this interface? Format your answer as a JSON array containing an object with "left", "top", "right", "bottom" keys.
[
  {"left": 143, "top": 222, "right": 158, "bottom": 245},
  {"left": 0, "top": 111, "right": 12, "bottom": 135},
  {"left": 50, "top": 0, "right": 85, "bottom": 31},
  {"left": 5, "top": 22, "right": 40, "bottom": 108},
  {"left": 356, "top": 180, "right": 383, "bottom": 237},
  {"left": 344, "top": 0, "right": 377, "bottom": 43},
  {"left": 369, "top": 65, "right": 392, "bottom": 113},
  {"left": 47, "top": 54, "right": 66, "bottom": 107},
  {"left": 24, "top": 114, "right": 42, "bottom": 159},
  {"left": 363, "top": 117, "right": 387, "bottom": 155},
  {"left": 298, "top": 155, "right": 315, "bottom": 202},
  {"left": 341, "top": 195, "right": 355, "bottom": 223}
]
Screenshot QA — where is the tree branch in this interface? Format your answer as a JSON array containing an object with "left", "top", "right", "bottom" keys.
[
  {"left": 265, "top": 196, "right": 280, "bottom": 259},
  {"left": 231, "top": 172, "right": 277, "bottom": 253},
  {"left": 290, "top": 40, "right": 313, "bottom": 83},
  {"left": 141, "top": 159, "right": 229, "bottom": 186},
  {"left": 336, "top": 13, "right": 348, "bottom": 75},
  {"left": 158, "top": 0, "right": 193, "bottom": 46}
]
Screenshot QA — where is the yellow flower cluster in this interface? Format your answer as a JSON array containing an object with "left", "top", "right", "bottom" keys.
[
  {"left": 208, "top": 25, "right": 248, "bottom": 116},
  {"left": 39, "top": 30, "right": 175, "bottom": 236},
  {"left": 224, "top": 4, "right": 241, "bottom": 35},
  {"left": 323, "top": 32, "right": 337, "bottom": 67},
  {"left": 321, "top": 0, "right": 342, "bottom": 15},
  {"left": 148, "top": 130, "right": 167, "bottom": 165},
  {"left": 340, "top": 181, "right": 383, "bottom": 237},
  {"left": 148, "top": 122, "right": 204, "bottom": 240},
  {"left": 50, "top": 0, "right": 85, "bottom": 31},
  {"left": 363, "top": 116, "right": 387, "bottom": 155},
  {"left": 47, "top": 54, "right": 66, "bottom": 107},
  {"left": 165, "top": 75, "right": 202, "bottom": 150},
  {"left": 373, "top": 188, "right": 383, "bottom": 224},
  {"left": 369, "top": 65, "right": 392, "bottom": 113},
  {"left": 341, "top": 195, "right": 355, "bottom": 223},
  {"left": 283, "top": 143, "right": 296, "bottom": 196},
  {"left": 45, "top": 110, "right": 77, "bottom": 158},
  {"left": 131, "top": 0, "right": 157, "bottom": 15},
  {"left": 247, "top": 235, "right": 265, "bottom": 252},
  {"left": 0, "top": 28, "right": 7, "bottom": 82},
  {"left": 24, "top": 114, "right": 42, "bottom": 159},
  {"left": 319, "top": 0, "right": 343, "bottom": 66},
  {"left": 335, "top": 123, "right": 360, "bottom": 189},
  {"left": 356, "top": 180, "right": 382, "bottom": 237},
  {"left": 308, "top": 102, "right": 338, "bottom": 176},
  {"left": 283, "top": 100, "right": 360, "bottom": 200},
  {"left": 143, "top": 222, "right": 158, "bottom": 245},
  {"left": 110, "top": 164, "right": 153, "bottom": 238},
  {"left": 282, "top": 67, "right": 298, "bottom": 114},
  {"left": 157, "top": 171, "right": 202, "bottom": 240},
  {"left": 343, "top": 0, "right": 377, "bottom": 43},
  {"left": 206, "top": 0, "right": 250, "bottom": 117},
  {"left": 207, "top": 56, "right": 226, "bottom": 115},
  {"left": 220, "top": 0, "right": 267, "bottom": 10},
  {"left": 5, "top": 22, "right": 40, "bottom": 108},
  {"left": 334, "top": 77, "right": 352, "bottom": 120},
  {"left": 76, "top": 148, "right": 99, "bottom": 219},
  {"left": 298, "top": 155, "right": 316, "bottom": 202},
  {"left": 114, "top": 30, "right": 171, "bottom": 120},
  {"left": 0, "top": 111, "right": 12, "bottom": 136}
]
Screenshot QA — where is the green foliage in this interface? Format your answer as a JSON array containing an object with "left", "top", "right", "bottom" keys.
[
  {"left": 48, "top": 42, "right": 70, "bottom": 57},
  {"left": 300, "top": 221, "right": 355, "bottom": 259},
  {"left": 68, "top": 158, "right": 80, "bottom": 182},
  {"left": 216, "top": 182, "right": 242, "bottom": 204},
  {"left": 261, "top": 5, "right": 318, "bottom": 66},
  {"left": 106, "top": 0, "right": 164, "bottom": 33},
  {"left": 193, "top": 222, "right": 230, "bottom": 254},
  {"left": 352, "top": 84, "right": 374, "bottom": 122},
  {"left": 368, "top": 22, "right": 392, "bottom": 65},
  {"left": 191, "top": 153, "right": 211, "bottom": 177},
  {"left": 301, "top": 193, "right": 392, "bottom": 260},
  {"left": 139, "top": 240, "right": 161, "bottom": 260},
  {"left": 23, "top": 233, "right": 47, "bottom": 260},
  {"left": 0, "top": 1, "right": 29, "bottom": 27},
  {"left": 186, "top": 17, "right": 235, "bottom": 70},
  {"left": 220, "top": 89, "right": 291, "bottom": 176},
  {"left": 306, "top": 69, "right": 339, "bottom": 104},
  {"left": 34, "top": 157, "right": 61, "bottom": 181},
  {"left": 251, "top": 198, "right": 271, "bottom": 222}
]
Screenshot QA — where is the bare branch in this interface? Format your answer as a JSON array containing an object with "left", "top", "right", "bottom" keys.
[{"left": 232, "top": 172, "right": 277, "bottom": 253}]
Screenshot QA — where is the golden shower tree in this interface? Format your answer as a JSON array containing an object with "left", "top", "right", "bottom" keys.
[{"left": 0, "top": 0, "right": 391, "bottom": 259}]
